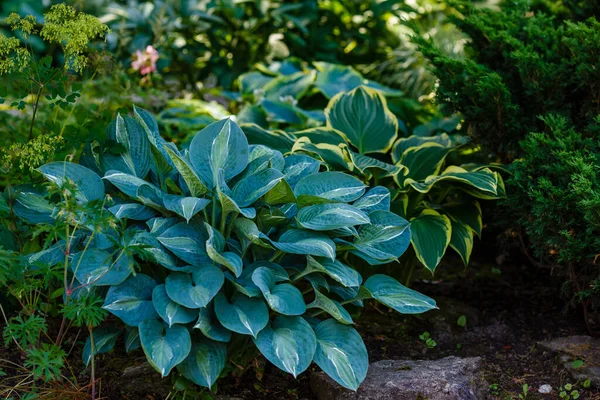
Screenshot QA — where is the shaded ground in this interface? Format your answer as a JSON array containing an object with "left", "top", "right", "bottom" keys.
[{"left": 2, "top": 254, "right": 598, "bottom": 399}]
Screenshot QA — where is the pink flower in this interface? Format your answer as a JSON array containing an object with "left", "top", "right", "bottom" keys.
[{"left": 131, "top": 45, "right": 159, "bottom": 76}]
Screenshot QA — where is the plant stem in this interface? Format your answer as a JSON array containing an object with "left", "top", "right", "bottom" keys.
[
  {"left": 88, "top": 325, "right": 96, "bottom": 400},
  {"left": 28, "top": 84, "right": 44, "bottom": 141}
]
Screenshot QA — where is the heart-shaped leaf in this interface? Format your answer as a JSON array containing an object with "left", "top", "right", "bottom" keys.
[
  {"left": 295, "top": 171, "right": 366, "bottom": 203},
  {"left": 194, "top": 304, "right": 232, "bottom": 343},
  {"left": 178, "top": 339, "right": 227, "bottom": 388},
  {"left": 139, "top": 319, "right": 191, "bottom": 377},
  {"left": 38, "top": 162, "right": 104, "bottom": 203},
  {"left": 165, "top": 267, "right": 224, "bottom": 309},
  {"left": 163, "top": 195, "right": 210, "bottom": 223},
  {"left": 271, "top": 229, "right": 336, "bottom": 261},
  {"left": 152, "top": 284, "right": 197, "bottom": 327},
  {"left": 103, "top": 274, "right": 158, "bottom": 326},
  {"left": 252, "top": 267, "right": 306, "bottom": 315},
  {"left": 157, "top": 223, "right": 211, "bottom": 266},
  {"left": 72, "top": 249, "right": 133, "bottom": 287},
  {"left": 214, "top": 292, "right": 269, "bottom": 337},
  {"left": 363, "top": 275, "right": 437, "bottom": 314},
  {"left": 296, "top": 203, "right": 369, "bottom": 231}
]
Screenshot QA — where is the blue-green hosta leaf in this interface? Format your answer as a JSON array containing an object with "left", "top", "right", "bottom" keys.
[
  {"left": 205, "top": 224, "right": 243, "bottom": 277},
  {"left": 330, "top": 286, "right": 363, "bottom": 307},
  {"left": 239, "top": 71, "right": 273, "bottom": 95},
  {"left": 125, "top": 327, "right": 141, "bottom": 353},
  {"left": 103, "top": 171, "right": 162, "bottom": 204},
  {"left": 163, "top": 146, "right": 208, "bottom": 197},
  {"left": 449, "top": 219, "right": 474, "bottom": 266},
  {"left": 282, "top": 154, "right": 321, "bottom": 190},
  {"left": 214, "top": 292, "right": 269, "bottom": 337},
  {"left": 395, "top": 143, "right": 453, "bottom": 187},
  {"left": 291, "top": 127, "right": 347, "bottom": 146},
  {"left": 261, "top": 99, "right": 305, "bottom": 124},
  {"left": 391, "top": 134, "right": 452, "bottom": 162},
  {"left": 294, "top": 172, "right": 366, "bottom": 203},
  {"left": 313, "top": 319, "right": 368, "bottom": 391},
  {"left": 239, "top": 104, "right": 268, "bottom": 126},
  {"left": 157, "top": 223, "right": 210, "bottom": 266},
  {"left": 131, "top": 232, "right": 191, "bottom": 273},
  {"left": 152, "top": 284, "right": 197, "bottom": 327},
  {"left": 271, "top": 229, "right": 336, "bottom": 261},
  {"left": 308, "top": 291, "right": 353, "bottom": 324},
  {"left": 38, "top": 162, "right": 104, "bottom": 203},
  {"left": 163, "top": 195, "right": 210, "bottom": 223},
  {"left": 165, "top": 267, "right": 224, "bottom": 309},
  {"left": 83, "top": 326, "right": 120, "bottom": 366},
  {"left": 263, "top": 70, "right": 316, "bottom": 100},
  {"left": 139, "top": 319, "right": 191, "bottom": 377},
  {"left": 253, "top": 316, "right": 316, "bottom": 377},
  {"left": 296, "top": 203, "right": 369, "bottom": 231},
  {"left": 9, "top": 185, "right": 55, "bottom": 224},
  {"left": 353, "top": 187, "right": 391, "bottom": 214},
  {"left": 233, "top": 218, "right": 272, "bottom": 250},
  {"left": 314, "top": 63, "right": 364, "bottom": 99},
  {"left": 251, "top": 267, "right": 306, "bottom": 315},
  {"left": 410, "top": 209, "right": 452, "bottom": 273},
  {"left": 231, "top": 168, "right": 285, "bottom": 207},
  {"left": 178, "top": 339, "right": 227, "bottom": 389},
  {"left": 109, "top": 203, "right": 158, "bottom": 220},
  {"left": 241, "top": 123, "right": 294, "bottom": 153},
  {"left": 194, "top": 304, "right": 231, "bottom": 342},
  {"left": 345, "top": 211, "right": 411, "bottom": 265},
  {"left": 27, "top": 240, "right": 68, "bottom": 268},
  {"left": 189, "top": 118, "right": 249, "bottom": 189},
  {"left": 147, "top": 217, "right": 179, "bottom": 236},
  {"left": 292, "top": 138, "right": 351, "bottom": 172},
  {"left": 406, "top": 166, "right": 501, "bottom": 199},
  {"left": 242, "top": 145, "right": 285, "bottom": 178},
  {"left": 304, "top": 257, "right": 361, "bottom": 288},
  {"left": 103, "top": 274, "right": 158, "bottom": 326},
  {"left": 72, "top": 249, "right": 133, "bottom": 287},
  {"left": 363, "top": 275, "right": 437, "bottom": 314},
  {"left": 107, "top": 114, "right": 152, "bottom": 178},
  {"left": 443, "top": 201, "right": 482, "bottom": 237},
  {"left": 325, "top": 86, "right": 398, "bottom": 154}
]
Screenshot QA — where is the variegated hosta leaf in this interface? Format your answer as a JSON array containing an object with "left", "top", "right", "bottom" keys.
[
  {"left": 38, "top": 162, "right": 105, "bottom": 203},
  {"left": 307, "top": 291, "right": 353, "bottom": 324},
  {"left": 449, "top": 219, "right": 474, "bottom": 266},
  {"left": 253, "top": 316, "right": 317, "bottom": 377},
  {"left": 282, "top": 154, "right": 321, "bottom": 189},
  {"left": 363, "top": 275, "right": 437, "bottom": 314},
  {"left": 391, "top": 133, "right": 452, "bottom": 162},
  {"left": 152, "top": 284, "right": 197, "bottom": 327},
  {"left": 205, "top": 224, "right": 243, "bottom": 277},
  {"left": 294, "top": 171, "right": 366, "bottom": 204},
  {"left": 189, "top": 118, "right": 249, "bottom": 189},
  {"left": 395, "top": 142, "right": 453, "bottom": 187},
  {"left": 163, "top": 195, "right": 210, "bottom": 223},
  {"left": 405, "top": 166, "right": 501, "bottom": 199},
  {"left": 231, "top": 168, "right": 284, "bottom": 208},
  {"left": 163, "top": 145, "right": 208, "bottom": 197},
  {"left": 301, "top": 256, "right": 362, "bottom": 288},
  {"left": 71, "top": 249, "right": 133, "bottom": 287},
  {"left": 410, "top": 209, "right": 452, "bottom": 273},
  {"left": 83, "top": 326, "right": 120, "bottom": 366},
  {"left": 313, "top": 319, "right": 368, "bottom": 391},
  {"left": 194, "top": 304, "right": 232, "bottom": 343},
  {"left": 353, "top": 187, "right": 391, "bottom": 214},
  {"left": 325, "top": 86, "right": 398, "bottom": 154},
  {"left": 296, "top": 203, "right": 370, "bottom": 231},
  {"left": 165, "top": 267, "right": 224, "bottom": 309},
  {"left": 139, "top": 319, "right": 191, "bottom": 377},
  {"left": 270, "top": 229, "right": 336, "bottom": 261},
  {"left": 251, "top": 267, "right": 306, "bottom": 316},
  {"left": 292, "top": 136, "right": 351, "bottom": 172},
  {"left": 104, "top": 114, "right": 152, "bottom": 178},
  {"left": 157, "top": 223, "right": 211, "bottom": 266}
]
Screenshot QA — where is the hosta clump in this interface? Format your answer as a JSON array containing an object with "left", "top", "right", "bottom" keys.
[{"left": 32, "top": 108, "right": 436, "bottom": 390}]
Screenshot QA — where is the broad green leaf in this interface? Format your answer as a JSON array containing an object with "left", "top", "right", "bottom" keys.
[
  {"left": 103, "top": 274, "right": 158, "bottom": 326},
  {"left": 251, "top": 267, "right": 306, "bottom": 315},
  {"left": 238, "top": 71, "right": 273, "bottom": 94},
  {"left": 165, "top": 267, "right": 224, "bottom": 309},
  {"left": 343, "top": 211, "right": 411, "bottom": 265},
  {"left": 313, "top": 319, "right": 368, "bottom": 391},
  {"left": 449, "top": 220, "right": 474, "bottom": 266},
  {"left": 264, "top": 179, "right": 296, "bottom": 205},
  {"left": 105, "top": 114, "right": 152, "bottom": 178},
  {"left": 347, "top": 150, "right": 403, "bottom": 178},
  {"left": 410, "top": 209, "right": 452, "bottom": 272},
  {"left": 83, "top": 326, "right": 120, "bottom": 366},
  {"left": 291, "top": 127, "right": 347, "bottom": 146},
  {"left": 9, "top": 185, "right": 55, "bottom": 224},
  {"left": 157, "top": 223, "right": 211, "bottom": 266},
  {"left": 178, "top": 340, "right": 227, "bottom": 388},
  {"left": 103, "top": 171, "right": 162, "bottom": 203},
  {"left": 71, "top": 249, "right": 132, "bottom": 287},
  {"left": 189, "top": 118, "right": 249, "bottom": 189},
  {"left": 152, "top": 284, "right": 197, "bottom": 327},
  {"left": 271, "top": 229, "right": 336, "bottom": 261},
  {"left": 124, "top": 327, "right": 141, "bottom": 353},
  {"left": 295, "top": 172, "right": 366, "bottom": 203},
  {"left": 163, "top": 195, "right": 210, "bottom": 223},
  {"left": 303, "top": 256, "right": 362, "bottom": 288},
  {"left": 353, "top": 187, "right": 391, "bottom": 214},
  {"left": 395, "top": 143, "right": 453, "bottom": 186},
  {"left": 297, "top": 203, "right": 370, "bottom": 231},
  {"left": 307, "top": 291, "right": 353, "bottom": 324},
  {"left": 163, "top": 146, "right": 208, "bottom": 197},
  {"left": 194, "top": 304, "right": 231, "bottom": 343},
  {"left": 231, "top": 168, "right": 284, "bottom": 207},
  {"left": 405, "top": 166, "right": 500, "bottom": 198},
  {"left": 443, "top": 201, "right": 482, "bottom": 237},
  {"left": 363, "top": 275, "right": 437, "bottom": 314},
  {"left": 139, "top": 319, "right": 191, "bottom": 377},
  {"left": 241, "top": 123, "right": 294, "bottom": 153},
  {"left": 314, "top": 62, "right": 402, "bottom": 99},
  {"left": 391, "top": 134, "right": 452, "bottom": 161},
  {"left": 326, "top": 86, "right": 398, "bottom": 154},
  {"left": 109, "top": 203, "right": 158, "bottom": 220},
  {"left": 292, "top": 138, "right": 351, "bottom": 172},
  {"left": 253, "top": 315, "right": 317, "bottom": 377},
  {"left": 261, "top": 99, "right": 304, "bottom": 124},
  {"left": 38, "top": 162, "right": 104, "bottom": 203},
  {"left": 263, "top": 70, "right": 316, "bottom": 100},
  {"left": 214, "top": 292, "right": 269, "bottom": 337}
]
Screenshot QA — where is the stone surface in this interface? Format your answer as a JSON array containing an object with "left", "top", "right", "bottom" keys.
[
  {"left": 538, "top": 384, "right": 552, "bottom": 394},
  {"left": 538, "top": 336, "right": 600, "bottom": 388},
  {"left": 310, "top": 356, "right": 488, "bottom": 400}
]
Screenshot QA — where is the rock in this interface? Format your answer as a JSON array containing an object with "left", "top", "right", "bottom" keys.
[
  {"left": 310, "top": 356, "right": 488, "bottom": 400},
  {"left": 121, "top": 362, "right": 155, "bottom": 378},
  {"left": 538, "top": 384, "right": 552, "bottom": 394},
  {"left": 538, "top": 336, "right": 600, "bottom": 388}
]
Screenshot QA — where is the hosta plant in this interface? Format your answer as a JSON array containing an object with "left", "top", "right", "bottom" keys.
[
  {"left": 23, "top": 107, "right": 436, "bottom": 391},
  {"left": 245, "top": 85, "right": 506, "bottom": 276}
]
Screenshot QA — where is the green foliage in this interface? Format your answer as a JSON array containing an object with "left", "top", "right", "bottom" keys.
[
  {"left": 3, "top": 314, "right": 47, "bottom": 348},
  {"left": 15, "top": 107, "right": 437, "bottom": 391},
  {"left": 416, "top": 0, "right": 600, "bottom": 158},
  {"left": 509, "top": 115, "right": 600, "bottom": 308},
  {"left": 24, "top": 343, "right": 66, "bottom": 382}
]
